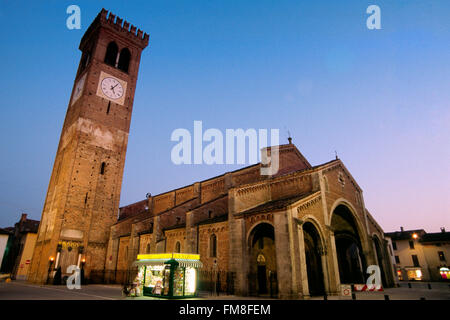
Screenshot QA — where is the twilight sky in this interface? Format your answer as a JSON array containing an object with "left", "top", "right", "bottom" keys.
[{"left": 0, "top": 0, "right": 449, "bottom": 232}]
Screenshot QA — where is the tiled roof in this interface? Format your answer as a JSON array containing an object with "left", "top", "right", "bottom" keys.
[
  {"left": 385, "top": 229, "right": 426, "bottom": 241},
  {"left": 0, "top": 228, "right": 12, "bottom": 235},
  {"left": 420, "top": 232, "right": 450, "bottom": 243}
]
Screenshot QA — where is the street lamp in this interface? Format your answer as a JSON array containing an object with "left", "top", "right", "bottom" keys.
[
  {"left": 412, "top": 233, "right": 418, "bottom": 240},
  {"left": 47, "top": 256, "right": 54, "bottom": 284}
]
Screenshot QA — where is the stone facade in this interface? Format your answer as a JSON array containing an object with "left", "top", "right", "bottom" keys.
[{"left": 108, "top": 143, "right": 395, "bottom": 298}]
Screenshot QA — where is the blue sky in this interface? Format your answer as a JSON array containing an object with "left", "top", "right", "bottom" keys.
[{"left": 0, "top": 0, "right": 449, "bottom": 232}]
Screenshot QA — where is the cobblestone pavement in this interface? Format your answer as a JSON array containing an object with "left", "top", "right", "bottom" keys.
[{"left": 0, "top": 280, "right": 449, "bottom": 300}]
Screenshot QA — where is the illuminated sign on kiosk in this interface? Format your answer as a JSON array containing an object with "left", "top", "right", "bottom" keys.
[{"left": 134, "top": 253, "right": 203, "bottom": 299}]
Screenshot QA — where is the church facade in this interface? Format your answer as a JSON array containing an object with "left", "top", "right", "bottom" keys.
[
  {"left": 106, "top": 142, "right": 395, "bottom": 298},
  {"left": 28, "top": 9, "right": 395, "bottom": 298}
]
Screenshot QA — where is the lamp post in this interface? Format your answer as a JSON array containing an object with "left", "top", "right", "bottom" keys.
[
  {"left": 80, "top": 257, "right": 86, "bottom": 285},
  {"left": 47, "top": 256, "right": 54, "bottom": 285}
]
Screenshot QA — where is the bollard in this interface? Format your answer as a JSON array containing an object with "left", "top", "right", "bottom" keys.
[
  {"left": 384, "top": 295, "right": 389, "bottom": 300},
  {"left": 427, "top": 284, "right": 431, "bottom": 290},
  {"left": 352, "top": 293, "right": 356, "bottom": 300},
  {"left": 408, "top": 283, "right": 411, "bottom": 288}
]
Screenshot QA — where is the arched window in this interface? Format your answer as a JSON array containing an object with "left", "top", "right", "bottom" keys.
[
  {"left": 100, "top": 162, "right": 106, "bottom": 175},
  {"left": 79, "top": 50, "right": 90, "bottom": 74},
  {"left": 104, "top": 42, "right": 118, "bottom": 67},
  {"left": 118, "top": 48, "right": 131, "bottom": 73},
  {"left": 175, "top": 241, "right": 181, "bottom": 253},
  {"left": 210, "top": 234, "right": 217, "bottom": 258},
  {"left": 146, "top": 243, "right": 151, "bottom": 254}
]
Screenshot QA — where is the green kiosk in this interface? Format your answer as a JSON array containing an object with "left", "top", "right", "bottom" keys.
[{"left": 134, "top": 253, "right": 203, "bottom": 298}]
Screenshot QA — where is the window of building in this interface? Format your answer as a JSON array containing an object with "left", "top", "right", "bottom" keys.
[
  {"left": 104, "top": 42, "right": 119, "bottom": 67},
  {"left": 412, "top": 255, "right": 420, "bottom": 267},
  {"left": 100, "top": 162, "right": 106, "bottom": 175},
  {"left": 210, "top": 234, "right": 217, "bottom": 258},
  {"left": 438, "top": 251, "right": 446, "bottom": 261},
  {"left": 409, "top": 241, "right": 415, "bottom": 249},
  {"left": 146, "top": 243, "right": 150, "bottom": 254},
  {"left": 175, "top": 241, "right": 181, "bottom": 253},
  {"left": 395, "top": 256, "right": 400, "bottom": 264},
  {"left": 392, "top": 241, "right": 397, "bottom": 250},
  {"left": 118, "top": 48, "right": 131, "bottom": 73}
]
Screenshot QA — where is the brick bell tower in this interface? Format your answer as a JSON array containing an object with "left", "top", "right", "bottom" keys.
[{"left": 28, "top": 9, "right": 149, "bottom": 283}]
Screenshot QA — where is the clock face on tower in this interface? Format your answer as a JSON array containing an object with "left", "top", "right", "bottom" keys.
[
  {"left": 101, "top": 77, "right": 124, "bottom": 99},
  {"left": 96, "top": 71, "right": 128, "bottom": 105},
  {"left": 71, "top": 73, "right": 86, "bottom": 105}
]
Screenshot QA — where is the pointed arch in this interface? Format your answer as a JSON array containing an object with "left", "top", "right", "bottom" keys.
[
  {"left": 118, "top": 48, "right": 131, "bottom": 72},
  {"left": 104, "top": 41, "right": 118, "bottom": 67}
]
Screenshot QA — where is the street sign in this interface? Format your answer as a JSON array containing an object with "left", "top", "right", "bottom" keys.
[{"left": 340, "top": 284, "right": 352, "bottom": 298}]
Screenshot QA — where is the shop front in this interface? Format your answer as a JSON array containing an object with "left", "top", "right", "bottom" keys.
[
  {"left": 439, "top": 267, "right": 449, "bottom": 280},
  {"left": 134, "top": 253, "right": 203, "bottom": 299},
  {"left": 405, "top": 267, "right": 423, "bottom": 281}
]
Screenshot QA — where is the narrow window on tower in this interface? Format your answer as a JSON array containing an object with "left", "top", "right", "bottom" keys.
[
  {"left": 118, "top": 48, "right": 131, "bottom": 73},
  {"left": 104, "top": 42, "right": 118, "bottom": 67},
  {"left": 100, "top": 162, "right": 106, "bottom": 175},
  {"left": 84, "top": 192, "right": 88, "bottom": 204},
  {"left": 106, "top": 101, "right": 111, "bottom": 114}
]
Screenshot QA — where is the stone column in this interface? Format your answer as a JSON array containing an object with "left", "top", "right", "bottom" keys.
[
  {"left": 296, "top": 221, "right": 309, "bottom": 298},
  {"left": 228, "top": 217, "right": 247, "bottom": 296},
  {"left": 274, "top": 210, "right": 295, "bottom": 299},
  {"left": 327, "top": 229, "right": 341, "bottom": 294}
]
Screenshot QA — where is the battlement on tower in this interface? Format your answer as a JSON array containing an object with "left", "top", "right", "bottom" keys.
[{"left": 80, "top": 8, "right": 149, "bottom": 49}]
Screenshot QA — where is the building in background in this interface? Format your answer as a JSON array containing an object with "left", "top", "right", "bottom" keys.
[
  {"left": 385, "top": 227, "right": 450, "bottom": 282},
  {"left": 0, "top": 228, "right": 13, "bottom": 271},
  {"left": 0, "top": 214, "right": 39, "bottom": 280}
]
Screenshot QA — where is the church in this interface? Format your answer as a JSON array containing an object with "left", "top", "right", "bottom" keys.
[{"left": 28, "top": 9, "right": 395, "bottom": 298}]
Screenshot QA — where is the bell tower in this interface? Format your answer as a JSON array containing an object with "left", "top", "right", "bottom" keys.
[{"left": 29, "top": 9, "right": 149, "bottom": 283}]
